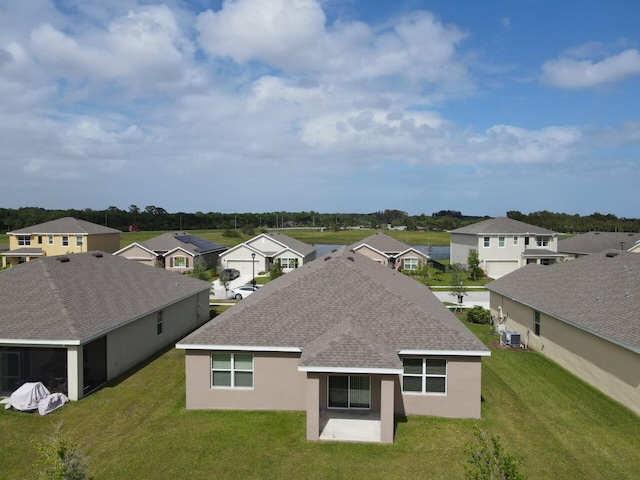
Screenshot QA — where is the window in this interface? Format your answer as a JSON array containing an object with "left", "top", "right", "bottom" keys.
[
  {"left": 76, "top": 236, "right": 83, "bottom": 247},
  {"left": 156, "top": 311, "right": 163, "bottom": 335},
  {"left": 38, "top": 236, "right": 43, "bottom": 244},
  {"left": 402, "top": 358, "right": 447, "bottom": 394},
  {"left": 17, "top": 235, "right": 30, "bottom": 246},
  {"left": 483, "top": 237, "right": 490, "bottom": 247},
  {"left": 211, "top": 353, "right": 253, "bottom": 388},
  {"left": 498, "top": 236, "right": 505, "bottom": 248},
  {"left": 328, "top": 376, "right": 370, "bottom": 409},
  {"left": 536, "top": 236, "right": 550, "bottom": 247},
  {"left": 403, "top": 258, "right": 418, "bottom": 270},
  {"left": 280, "top": 258, "right": 297, "bottom": 269},
  {"left": 513, "top": 236, "right": 518, "bottom": 245},
  {"left": 534, "top": 311, "right": 541, "bottom": 336},
  {"left": 62, "top": 236, "right": 69, "bottom": 247},
  {"left": 173, "top": 257, "right": 187, "bottom": 268},
  {"left": 48, "top": 235, "right": 54, "bottom": 245},
  {"left": 524, "top": 237, "right": 530, "bottom": 246}
]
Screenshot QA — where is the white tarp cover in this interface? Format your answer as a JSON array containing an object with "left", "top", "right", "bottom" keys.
[
  {"left": 38, "top": 392, "right": 69, "bottom": 415},
  {"left": 5, "top": 382, "right": 69, "bottom": 415}
]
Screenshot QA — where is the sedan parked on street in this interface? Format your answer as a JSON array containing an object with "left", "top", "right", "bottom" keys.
[{"left": 230, "top": 285, "right": 260, "bottom": 300}]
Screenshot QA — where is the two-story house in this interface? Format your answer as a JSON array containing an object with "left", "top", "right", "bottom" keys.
[
  {"left": 2, "top": 217, "right": 121, "bottom": 268},
  {"left": 449, "top": 217, "right": 565, "bottom": 278}
]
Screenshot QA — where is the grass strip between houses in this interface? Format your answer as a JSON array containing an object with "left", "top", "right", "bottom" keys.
[{"left": 1, "top": 322, "right": 638, "bottom": 479}]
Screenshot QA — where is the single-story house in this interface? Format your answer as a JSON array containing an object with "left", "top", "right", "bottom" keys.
[
  {"left": 348, "top": 232, "right": 429, "bottom": 270},
  {"left": 450, "top": 217, "right": 565, "bottom": 278},
  {"left": 177, "top": 247, "right": 490, "bottom": 443},
  {"left": 219, "top": 232, "right": 315, "bottom": 275},
  {"left": 558, "top": 231, "right": 640, "bottom": 259},
  {"left": 0, "top": 252, "right": 211, "bottom": 401},
  {"left": 2, "top": 217, "right": 121, "bottom": 268},
  {"left": 114, "top": 232, "right": 227, "bottom": 272},
  {"left": 487, "top": 250, "right": 640, "bottom": 415}
]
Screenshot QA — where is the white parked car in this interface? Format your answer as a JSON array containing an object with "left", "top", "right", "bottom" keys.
[{"left": 230, "top": 285, "right": 260, "bottom": 300}]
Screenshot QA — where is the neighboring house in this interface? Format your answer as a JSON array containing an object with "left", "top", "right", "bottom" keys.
[
  {"left": 219, "top": 232, "right": 316, "bottom": 275},
  {"left": 0, "top": 252, "right": 210, "bottom": 401},
  {"left": 348, "top": 232, "right": 429, "bottom": 270},
  {"left": 558, "top": 231, "right": 640, "bottom": 258},
  {"left": 177, "top": 247, "right": 489, "bottom": 443},
  {"left": 487, "top": 251, "right": 640, "bottom": 415},
  {"left": 114, "top": 232, "right": 227, "bottom": 272},
  {"left": 2, "top": 217, "right": 120, "bottom": 268},
  {"left": 450, "top": 217, "right": 565, "bottom": 278}
]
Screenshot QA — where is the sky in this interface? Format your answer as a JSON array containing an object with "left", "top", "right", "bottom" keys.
[{"left": 1, "top": 0, "right": 639, "bottom": 217}]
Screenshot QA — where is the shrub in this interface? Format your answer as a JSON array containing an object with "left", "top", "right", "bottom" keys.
[
  {"left": 466, "top": 306, "right": 492, "bottom": 324},
  {"left": 464, "top": 426, "right": 525, "bottom": 480},
  {"left": 222, "top": 229, "right": 240, "bottom": 238},
  {"left": 33, "top": 422, "right": 91, "bottom": 480}
]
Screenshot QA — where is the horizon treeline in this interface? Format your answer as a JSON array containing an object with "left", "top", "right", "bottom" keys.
[{"left": 1, "top": 206, "right": 638, "bottom": 234}]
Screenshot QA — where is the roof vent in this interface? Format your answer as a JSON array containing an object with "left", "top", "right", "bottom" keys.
[
  {"left": 92, "top": 252, "right": 103, "bottom": 258},
  {"left": 331, "top": 249, "right": 338, "bottom": 253},
  {"left": 606, "top": 252, "right": 618, "bottom": 258},
  {"left": 324, "top": 256, "right": 332, "bottom": 261},
  {"left": 57, "top": 256, "right": 70, "bottom": 263},
  {"left": 347, "top": 256, "right": 354, "bottom": 262}
]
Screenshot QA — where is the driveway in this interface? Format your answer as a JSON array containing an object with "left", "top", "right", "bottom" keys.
[
  {"left": 210, "top": 274, "right": 254, "bottom": 299},
  {"left": 431, "top": 289, "right": 490, "bottom": 309}
]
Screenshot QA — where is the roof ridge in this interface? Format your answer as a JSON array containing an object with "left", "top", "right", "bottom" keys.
[{"left": 43, "top": 259, "right": 80, "bottom": 338}]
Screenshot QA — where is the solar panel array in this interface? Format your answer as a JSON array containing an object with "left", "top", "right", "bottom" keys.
[{"left": 175, "top": 234, "right": 226, "bottom": 254}]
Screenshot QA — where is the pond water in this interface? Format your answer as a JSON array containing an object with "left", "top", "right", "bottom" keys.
[{"left": 314, "top": 244, "right": 450, "bottom": 260}]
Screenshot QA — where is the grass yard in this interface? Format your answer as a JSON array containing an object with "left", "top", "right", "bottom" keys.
[{"left": 1, "top": 322, "right": 638, "bottom": 479}]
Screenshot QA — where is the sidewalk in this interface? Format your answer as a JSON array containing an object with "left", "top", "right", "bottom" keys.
[{"left": 431, "top": 290, "right": 489, "bottom": 309}]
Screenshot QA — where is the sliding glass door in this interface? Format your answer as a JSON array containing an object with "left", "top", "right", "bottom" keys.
[{"left": 328, "top": 375, "right": 370, "bottom": 409}]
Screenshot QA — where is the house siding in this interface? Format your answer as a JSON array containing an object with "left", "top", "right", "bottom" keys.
[
  {"left": 114, "top": 244, "right": 157, "bottom": 266},
  {"left": 491, "top": 293, "right": 640, "bottom": 416},
  {"left": 396, "top": 356, "right": 483, "bottom": 418},
  {"left": 450, "top": 233, "right": 477, "bottom": 266},
  {"left": 354, "top": 245, "right": 388, "bottom": 265}
]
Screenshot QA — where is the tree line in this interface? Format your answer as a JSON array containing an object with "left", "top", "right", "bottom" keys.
[{"left": 0, "top": 206, "right": 637, "bottom": 233}]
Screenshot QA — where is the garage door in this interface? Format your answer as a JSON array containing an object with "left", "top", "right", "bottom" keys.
[
  {"left": 485, "top": 260, "right": 519, "bottom": 278},
  {"left": 226, "top": 260, "right": 253, "bottom": 275}
]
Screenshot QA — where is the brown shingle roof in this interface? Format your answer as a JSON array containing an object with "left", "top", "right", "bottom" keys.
[
  {"left": 487, "top": 250, "right": 640, "bottom": 353},
  {"left": 348, "top": 232, "right": 411, "bottom": 254},
  {"left": 558, "top": 232, "right": 640, "bottom": 255},
  {"left": 0, "top": 252, "right": 211, "bottom": 344},
  {"left": 450, "top": 217, "right": 557, "bottom": 235},
  {"left": 179, "top": 247, "right": 488, "bottom": 370},
  {"left": 8, "top": 217, "right": 120, "bottom": 235}
]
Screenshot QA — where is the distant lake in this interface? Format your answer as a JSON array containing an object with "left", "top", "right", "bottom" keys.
[{"left": 314, "top": 244, "right": 449, "bottom": 260}]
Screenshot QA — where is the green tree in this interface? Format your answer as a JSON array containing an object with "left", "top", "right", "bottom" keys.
[
  {"left": 464, "top": 426, "right": 526, "bottom": 480},
  {"left": 449, "top": 263, "right": 467, "bottom": 311},
  {"left": 189, "top": 258, "right": 210, "bottom": 281},
  {"left": 33, "top": 422, "right": 91, "bottom": 480},
  {"left": 270, "top": 259, "right": 284, "bottom": 280},
  {"left": 467, "top": 248, "right": 483, "bottom": 281}
]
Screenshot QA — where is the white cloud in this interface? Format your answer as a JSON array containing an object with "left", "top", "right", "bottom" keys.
[{"left": 541, "top": 49, "right": 640, "bottom": 89}]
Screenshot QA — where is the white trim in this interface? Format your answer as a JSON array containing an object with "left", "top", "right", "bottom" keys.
[
  {"left": 0, "top": 338, "right": 80, "bottom": 346},
  {"left": 176, "top": 343, "right": 302, "bottom": 352},
  {"left": 299, "top": 366, "right": 402, "bottom": 374},
  {"left": 113, "top": 243, "right": 157, "bottom": 256},
  {"left": 398, "top": 349, "right": 491, "bottom": 357}
]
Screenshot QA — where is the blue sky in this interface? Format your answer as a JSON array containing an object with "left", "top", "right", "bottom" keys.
[{"left": 1, "top": 0, "right": 639, "bottom": 217}]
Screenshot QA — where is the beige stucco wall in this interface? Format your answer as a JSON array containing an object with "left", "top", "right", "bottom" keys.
[
  {"left": 105, "top": 291, "right": 209, "bottom": 381},
  {"left": 490, "top": 292, "right": 640, "bottom": 415},
  {"left": 114, "top": 244, "right": 157, "bottom": 266},
  {"left": 396, "top": 356, "right": 483, "bottom": 418},
  {"left": 184, "top": 351, "right": 308, "bottom": 410},
  {"left": 221, "top": 245, "right": 265, "bottom": 274},
  {"left": 450, "top": 233, "right": 477, "bottom": 265},
  {"left": 8, "top": 232, "right": 120, "bottom": 257},
  {"left": 354, "top": 245, "right": 388, "bottom": 265},
  {"left": 85, "top": 233, "right": 120, "bottom": 253}
]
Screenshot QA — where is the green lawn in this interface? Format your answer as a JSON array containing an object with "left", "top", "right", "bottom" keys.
[{"left": 1, "top": 322, "right": 638, "bottom": 479}]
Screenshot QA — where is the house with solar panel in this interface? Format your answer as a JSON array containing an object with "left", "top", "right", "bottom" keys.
[
  {"left": 177, "top": 247, "right": 489, "bottom": 443},
  {"left": 2, "top": 217, "right": 121, "bottom": 268},
  {"left": 114, "top": 232, "right": 227, "bottom": 272}
]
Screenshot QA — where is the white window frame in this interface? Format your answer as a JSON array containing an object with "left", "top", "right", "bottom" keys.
[
  {"left": 48, "top": 235, "right": 54, "bottom": 245},
  {"left": 483, "top": 237, "right": 490, "bottom": 248},
  {"left": 498, "top": 236, "right": 505, "bottom": 248},
  {"left": 536, "top": 236, "right": 550, "bottom": 247},
  {"left": 402, "top": 357, "right": 447, "bottom": 395},
  {"left": 403, "top": 257, "right": 418, "bottom": 270},
  {"left": 62, "top": 236, "right": 69, "bottom": 247},
  {"left": 211, "top": 353, "right": 254, "bottom": 389},
  {"left": 76, "top": 235, "right": 83, "bottom": 247},
  {"left": 513, "top": 236, "right": 519, "bottom": 245},
  {"left": 280, "top": 258, "right": 296, "bottom": 269},
  {"left": 173, "top": 256, "right": 187, "bottom": 268},
  {"left": 17, "top": 235, "right": 31, "bottom": 246}
]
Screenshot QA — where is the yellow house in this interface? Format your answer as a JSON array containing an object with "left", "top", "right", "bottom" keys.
[{"left": 2, "top": 217, "right": 121, "bottom": 268}]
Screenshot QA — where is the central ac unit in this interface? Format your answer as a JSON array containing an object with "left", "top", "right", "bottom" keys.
[{"left": 502, "top": 330, "right": 521, "bottom": 348}]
